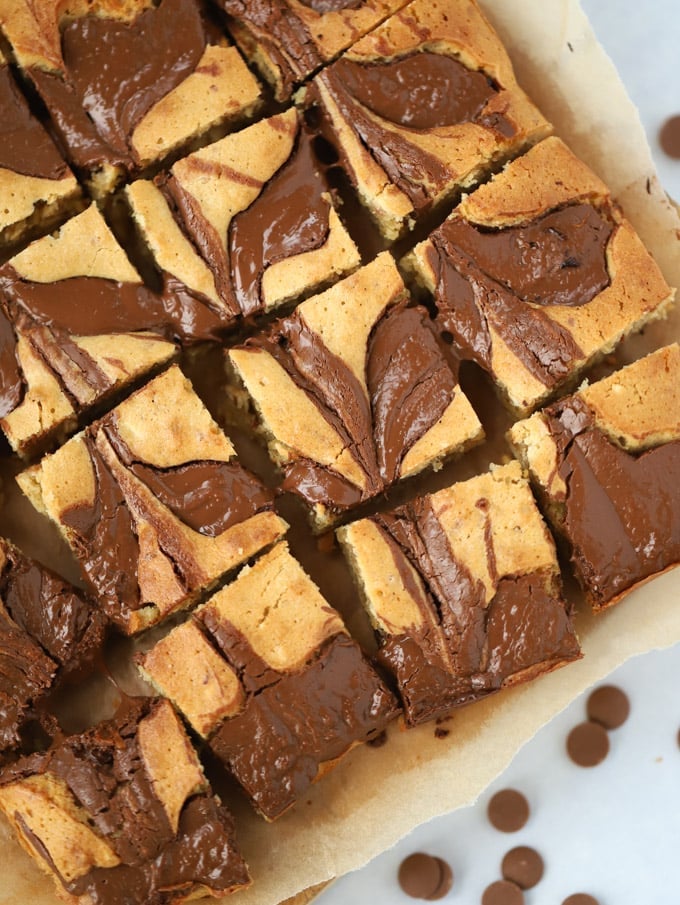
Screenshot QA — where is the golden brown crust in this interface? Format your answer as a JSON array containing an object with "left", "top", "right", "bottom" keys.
[
  {"left": 0, "top": 0, "right": 150, "bottom": 71},
  {"left": 111, "top": 365, "right": 235, "bottom": 468},
  {"left": 17, "top": 365, "right": 288, "bottom": 633},
  {"left": 130, "top": 44, "right": 262, "bottom": 166},
  {"left": 125, "top": 179, "right": 222, "bottom": 306},
  {"left": 458, "top": 136, "right": 610, "bottom": 226},
  {"left": 310, "top": 0, "right": 551, "bottom": 238},
  {"left": 579, "top": 343, "right": 680, "bottom": 450},
  {"left": 409, "top": 137, "right": 675, "bottom": 415},
  {"left": 9, "top": 205, "right": 142, "bottom": 284},
  {"left": 225, "top": 0, "right": 411, "bottom": 100},
  {"left": 138, "top": 621, "right": 244, "bottom": 738},
  {"left": 199, "top": 542, "right": 347, "bottom": 674},
  {"left": 0, "top": 168, "right": 81, "bottom": 247},
  {"left": 428, "top": 461, "right": 559, "bottom": 600}
]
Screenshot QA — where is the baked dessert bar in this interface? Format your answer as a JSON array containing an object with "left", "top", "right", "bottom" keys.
[
  {"left": 0, "top": 697, "right": 251, "bottom": 904},
  {"left": 0, "top": 536, "right": 104, "bottom": 759},
  {"left": 0, "top": 204, "right": 181, "bottom": 458},
  {"left": 131, "top": 107, "right": 360, "bottom": 327},
  {"left": 0, "top": 49, "right": 80, "bottom": 250},
  {"left": 214, "top": 0, "right": 411, "bottom": 101},
  {"left": 302, "top": 0, "right": 551, "bottom": 240},
  {"left": 407, "top": 137, "right": 675, "bottom": 415},
  {"left": 338, "top": 461, "right": 581, "bottom": 726},
  {"left": 139, "top": 541, "right": 400, "bottom": 820},
  {"left": 0, "top": 0, "right": 262, "bottom": 198},
  {"left": 17, "top": 364, "right": 288, "bottom": 634},
  {"left": 508, "top": 344, "right": 680, "bottom": 610},
  {"left": 226, "top": 252, "right": 483, "bottom": 531}
]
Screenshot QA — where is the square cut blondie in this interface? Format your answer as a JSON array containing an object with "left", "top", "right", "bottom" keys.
[
  {"left": 0, "top": 697, "right": 251, "bottom": 904},
  {"left": 338, "top": 461, "right": 581, "bottom": 726},
  {"left": 0, "top": 0, "right": 262, "bottom": 197},
  {"left": 407, "top": 137, "right": 675, "bottom": 415},
  {"left": 226, "top": 252, "right": 484, "bottom": 531},
  {"left": 0, "top": 50, "right": 81, "bottom": 250},
  {"left": 138, "top": 541, "right": 400, "bottom": 820},
  {"left": 132, "top": 107, "right": 360, "bottom": 327},
  {"left": 302, "top": 0, "right": 551, "bottom": 240},
  {"left": 0, "top": 536, "right": 104, "bottom": 759},
  {"left": 214, "top": 0, "right": 411, "bottom": 101},
  {"left": 17, "top": 365, "right": 288, "bottom": 634},
  {"left": 0, "top": 205, "right": 183, "bottom": 458},
  {"left": 508, "top": 344, "right": 680, "bottom": 610}
]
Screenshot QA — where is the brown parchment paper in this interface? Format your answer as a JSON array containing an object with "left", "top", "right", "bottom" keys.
[{"left": 2, "top": 1, "right": 680, "bottom": 903}]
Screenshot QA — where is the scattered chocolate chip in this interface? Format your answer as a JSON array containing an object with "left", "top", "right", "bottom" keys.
[
  {"left": 659, "top": 114, "right": 680, "bottom": 159},
  {"left": 561, "top": 895, "right": 600, "bottom": 905},
  {"left": 398, "top": 852, "right": 453, "bottom": 900},
  {"left": 481, "top": 879, "right": 524, "bottom": 905},
  {"left": 586, "top": 684, "right": 630, "bottom": 729},
  {"left": 566, "top": 721, "right": 610, "bottom": 767},
  {"left": 434, "top": 727, "right": 450, "bottom": 739},
  {"left": 501, "top": 846, "right": 544, "bottom": 890},
  {"left": 487, "top": 789, "right": 530, "bottom": 833}
]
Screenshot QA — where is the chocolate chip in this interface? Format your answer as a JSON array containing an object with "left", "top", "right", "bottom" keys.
[
  {"left": 561, "top": 895, "right": 600, "bottom": 905},
  {"left": 566, "top": 721, "right": 609, "bottom": 767},
  {"left": 398, "top": 852, "right": 453, "bottom": 900},
  {"left": 481, "top": 879, "right": 525, "bottom": 905},
  {"left": 487, "top": 789, "right": 530, "bottom": 832},
  {"left": 586, "top": 684, "right": 630, "bottom": 729},
  {"left": 501, "top": 846, "right": 544, "bottom": 889},
  {"left": 659, "top": 115, "right": 680, "bottom": 159}
]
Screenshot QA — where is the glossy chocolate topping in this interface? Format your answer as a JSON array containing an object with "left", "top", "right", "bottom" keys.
[
  {"left": 314, "top": 53, "right": 515, "bottom": 209},
  {"left": 254, "top": 302, "right": 458, "bottom": 514},
  {"left": 332, "top": 53, "right": 506, "bottom": 132},
  {"left": 209, "top": 633, "right": 399, "bottom": 819},
  {"left": 0, "top": 305, "right": 23, "bottom": 420},
  {"left": 0, "top": 65, "right": 69, "bottom": 180},
  {"left": 428, "top": 215, "right": 589, "bottom": 389},
  {"left": 300, "top": 0, "right": 362, "bottom": 9},
  {"left": 128, "top": 461, "right": 273, "bottom": 537},
  {"left": 441, "top": 205, "right": 613, "bottom": 307},
  {"left": 219, "top": 0, "right": 323, "bottom": 96},
  {"left": 0, "top": 264, "right": 224, "bottom": 347},
  {"left": 230, "top": 128, "right": 332, "bottom": 316},
  {"left": 61, "top": 435, "right": 143, "bottom": 620},
  {"left": 61, "top": 415, "right": 274, "bottom": 624},
  {"left": 0, "top": 605, "right": 57, "bottom": 752},
  {"left": 106, "top": 419, "right": 274, "bottom": 536},
  {"left": 544, "top": 396, "right": 680, "bottom": 605},
  {"left": 0, "top": 541, "right": 103, "bottom": 670},
  {"left": 31, "top": 0, "right": 214, "bottom": 170},
  {"left": 368, "top": 306, "right": 457, "bottom": 482},
  {"left": 372, "top": 499, "right": 579, "bottom": 723},
  {"left": 2, "top": 699, "right": 250, "bottom": 904}
]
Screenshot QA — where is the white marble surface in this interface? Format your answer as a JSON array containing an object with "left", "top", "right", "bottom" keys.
[
  {"left": 318, "top": 644, "right": 680, "bottom": 905},
  {"left": 317, "top": 5, "right": 680, "bottom": 903}
]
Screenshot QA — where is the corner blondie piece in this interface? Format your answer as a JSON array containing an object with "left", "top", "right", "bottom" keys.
[
  {"left": 303, "top": 0, "right": 551, "bottom": 240},
  {"left": 0, "top": 697, "right": 251, "bottom": 904},
  {"left": 508, "top": 344, "right": 680, "bottom": 610},
  {"left": 17, "top": 365, "right": 288, "bottom": 634},
  {"left": 227, "top": 253, "right": 483, "bottom": 531},
  {"left": 0, "top": 50, "right": 81, "bottom": 249},
  {"left": 136, "top": 108, "right": 360, "bottom": 326},
  {"left": 0, "top": 0, "right": 262, "bottom": 197},
  {"left": 139, "top": 542, "right": 400, "bottom": 820},
  {"left": 0, "top": 536, "right": 105, "bottom": 758},
  {"left": 338, "top": 461, "right": 581, "bottom": 726},
  {"left": 407, "top": 137, "right": 675, "bottom": 415},
  {"left": 0, "top": 205, "right": 183, "bottom": 458},
  {"left": 215, "top": 0, "right": 411, "bottom": 101}
]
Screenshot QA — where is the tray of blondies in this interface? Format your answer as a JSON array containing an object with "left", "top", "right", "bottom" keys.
[{"left": 0, "top": 1, "right": 678, "bottom": 904}]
